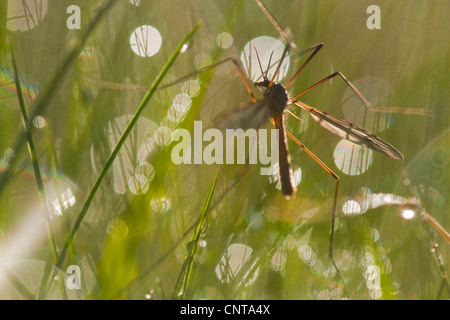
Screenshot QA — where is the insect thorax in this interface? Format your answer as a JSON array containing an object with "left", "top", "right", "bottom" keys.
[{"left": 266, "top": 83, "right": 289, "bottom": 114}]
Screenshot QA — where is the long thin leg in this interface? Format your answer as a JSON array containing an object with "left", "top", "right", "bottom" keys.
[
  {"left": 84, "top": 57, "right": 257, "bottom": 103},
  {"left": 254, "top": 43, "right": 324, "bottom": 83},
  {"left": 409, "top": 184, "right": 450, "bottom": 297},
  {"left": 293, "top": 71, "right": 431, "bottom": 116},
  {"left": 269, "top": 44, "right": 291, "bottom": 88},
  {"left": 159, "top": 57, "right": 257, "bottom": 103},
  {"left": 284, "top": 129, "right": 347, "bottom": 291},
  {"left": 258, "top": 42, "right": 324, "bottom": 89},
  {"left": 285, "top": 43, "right": 324, "bottom": 89},
  {"left": 274, "top": 39, "right": 430, "bottom": 116},
  {"left": 285, "top": 109, "right": 302, "bottom": 123},
  {"left": 84, "top": 77, "right": 149, "bottom": 92},
  {"left": 253, "top": 0, "right": 295, "bottom": 48}
]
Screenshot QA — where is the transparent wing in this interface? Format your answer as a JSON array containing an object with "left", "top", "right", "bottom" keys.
[
  {"left": 215, "top": 99, "right": 272, "bottom": 130},
  {"left": 292, "top": 99, "right": 404, "bottom": 160}
]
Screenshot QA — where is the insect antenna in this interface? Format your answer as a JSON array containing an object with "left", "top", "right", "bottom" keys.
[
  {"left": 265, "top": 51, "right": 274, "bottom": 79},
  {"left": 268, "top": 44, "right": 290, "bottom": 88},
  {"left": 253, "top": 45, "right": 266, "bottom": 79}
]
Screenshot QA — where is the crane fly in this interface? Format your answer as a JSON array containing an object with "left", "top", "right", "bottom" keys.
[
  {"left": 218, "top": 0, "right": 409, "bottom": 288},
  {"left": 219, "top": 43, "right": 404, "bottom": 199},
  {"left": 158, "top": 2, "right": 408, "bottom": 287},
  {"left": 76, "top": 0, "right": 426, "bottom": 294},
  {"left": 71, "top": 0, "right": 434, "bottom": 295}
]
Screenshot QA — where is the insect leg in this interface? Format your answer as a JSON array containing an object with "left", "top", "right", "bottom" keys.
[
  {"left": 253, "top": 0, "right": 295, "bottom": 47},
  {"left": 292, "top": 71, "right": 431, "bottom": 116},
  {"left": 85, "top": 57, "right": 258, "bottom": 103},
  {"left": 285, "top": 43, "right": 324, "bottom": 89},
  {"left": 285, "top": 129, "right": 348, "bottom": 290},
  {"left": 159, "top": 57, "right": 257, "bottom": 103},
  {"left": 254, "top": 43, "right": 324, "bottom": 83}
]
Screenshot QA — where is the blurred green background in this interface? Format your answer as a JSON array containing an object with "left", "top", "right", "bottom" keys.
[{"left": 0, "top": 0, "right": 449, "bottom": 300}]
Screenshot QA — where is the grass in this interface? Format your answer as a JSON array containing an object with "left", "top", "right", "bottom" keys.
[
  {"left": 0, "top": 0, "right": 449, "bottom": 300},
  {"left": 9, "top": 40, "right": 65, "bottom": 298},
  {"left": 172, "top": 168, "right": 219, "bottom": 299}
]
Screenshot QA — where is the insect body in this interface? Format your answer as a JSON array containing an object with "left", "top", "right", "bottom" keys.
[
  {"left": 221, "top": 45, "right": 403, "bottom": 199},
  {"left": 257, "top": 79, "right": 295, "bottom": 197}
]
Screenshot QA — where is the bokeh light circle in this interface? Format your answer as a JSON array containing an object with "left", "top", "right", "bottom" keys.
[
  {"left": 7, "top": 0, "right": 48, "bottom": 31},
  {"left": 150, "top": 196, "right": 171, "bottom": 213},
  {"left": 342, "top": 199, "right": 362, "bottom": 216},
  {"left": 269, "top": 163, "right": 301, "bottom": 191},
  {"left": 216, "top": 32, "right": 233, "bottom": 49},
  {"left": 333, "top": 139, "right": 373, "bottom": 175},
  {"left": 154, "top": 126, "right": 173, "bottom": 146},
  {"left": 130, "top": 25, "right": 162, "bottom": 57},
  {"left": 215, "top": 243, "right": 254, "bottom": 284},
  {"left": 106, "top": 219, "right": 129, "bottom": 240},
  {"left": 241, "top": 36, "right": 290, "bottom": 82},
  {"left": 128, "top": 174, "right": 150, "bottom": 195}
]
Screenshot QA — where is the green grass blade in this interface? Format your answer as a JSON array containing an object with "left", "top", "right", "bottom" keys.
[
  {"left": 0, "top": 0, "right": 119, "bottom": 195},
  {"left": 9, "top": 42, "right": 67, "bottom": 300},
  {"left": 54, "top": 22, "right": 201, "bottom": 270},
  {"left": 116, "top": 164, "right": 250, "bottom": 298},
  {"left": 172, "top": 168, "right": 220, "bottom": 300},
  {"left": 0, "top": 0, "right": 6, "bottom": 58}
]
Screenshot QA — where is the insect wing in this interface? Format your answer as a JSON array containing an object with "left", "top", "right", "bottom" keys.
[
  {"left": 216, "top": 99, "right": 271, "bottom": 130},
  {"left": 293, "top": 100, "right": 404, "bottom": 160}
]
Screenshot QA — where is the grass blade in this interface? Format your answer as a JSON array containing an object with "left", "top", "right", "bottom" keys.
[
  {"left": 0, "top": 0, "right": 119, "bottom": 195},
  {"left": 54, "top": 21, "right": 201, "bottom": 271},
  {"left": 113, "top": 165, "right": 250, "bottom": 298},
  {"left": 172, "top": 168, "right": 220, "bottom": 299},
  {"left": 9, "top": 41, "right": 67, "bottom": 299}
]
